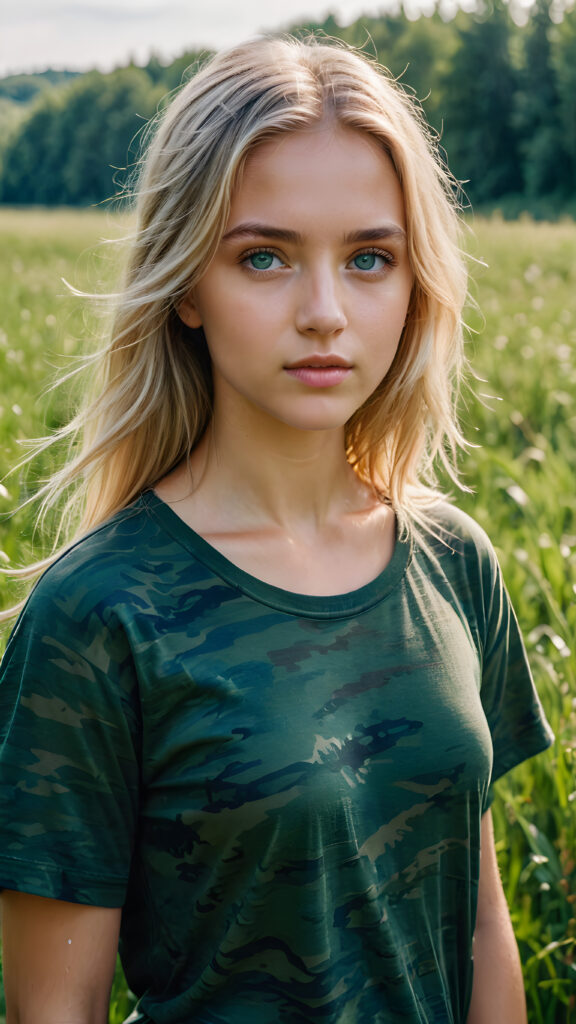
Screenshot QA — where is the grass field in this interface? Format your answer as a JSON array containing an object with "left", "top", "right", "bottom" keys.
[{"left": 0, "top": 208, "right": 575, "bottom": 1022}]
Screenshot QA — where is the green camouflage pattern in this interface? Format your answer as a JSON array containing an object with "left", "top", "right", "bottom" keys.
[{"left": 0, "top": 493, "right": 553, "bottom": 1023}]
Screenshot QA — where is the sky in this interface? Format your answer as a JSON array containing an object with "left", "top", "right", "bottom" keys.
[{"left": 0, "top": 0, "right": 424, "bottom": 77}]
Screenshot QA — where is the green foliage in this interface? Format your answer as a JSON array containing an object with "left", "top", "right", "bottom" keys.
[
  {"left": 554, "top": 11, "right": 576, "bottom": 169},
  {"left": 0, "top": 210, "right": 575, "bottom": 1018},
  {"left": 0, "top": 71, "right": 84, "bottom": 187},
  {"left": 0, "top": 99, "right": 28, "bottom": 152},
  {"left": 0, "top": 67, "right": 165, "bottom": 206},
  {"left": 0, "top": 70, "right": 81, "bottom": 104},
  {"left": 514, "top": 0, "right": 571, "bottom": 200},
  {"left": 109, "top": 957, "right": 138, "bottom": 1022},
  {"left": 1, "top": 3, "right": 575, "bottom": 212},
  {"left": 455, "top": 216, "right": 576, "bottom": 1019},
  {"left": 141, "top": 48, "right": 213, "bottom": 92},
  {"left": 439, "top": 0, "right": 523, "bottom": 202}
]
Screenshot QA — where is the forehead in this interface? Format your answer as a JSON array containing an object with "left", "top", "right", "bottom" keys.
[{"left": 228, "top": 124, "right": 406, "bottom": 233}]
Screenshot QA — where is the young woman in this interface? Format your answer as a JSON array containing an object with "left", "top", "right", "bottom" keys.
[{"left": 0, "top": 36, "right": 553, "bottom": 1024}]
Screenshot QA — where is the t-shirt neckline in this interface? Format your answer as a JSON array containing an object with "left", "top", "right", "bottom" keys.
[{"left": 142, "top": 490, "right": 412, "bottom": 619}]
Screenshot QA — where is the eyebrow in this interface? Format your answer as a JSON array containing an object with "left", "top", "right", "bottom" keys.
[{"left": 221, "top": 222, "right": 407, "bottom": 245}]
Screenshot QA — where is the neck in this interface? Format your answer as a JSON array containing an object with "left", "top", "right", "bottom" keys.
[{"left": 190, "top": 404, "right": 368, "bottom": 534}]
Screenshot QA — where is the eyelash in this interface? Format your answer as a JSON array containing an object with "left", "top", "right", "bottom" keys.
[
  {"left": 238, "top": 246, "right": 397, "bottom": 275},
  {"left": 350, "top": 247, "right": 396, "bottom": 271},
  {"left": 240, "top": 248, "right": 285, "bottom": 274}
]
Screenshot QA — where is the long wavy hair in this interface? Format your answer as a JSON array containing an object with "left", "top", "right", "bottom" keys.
[{"left": 4, "top": 34, "right": 469, "bottom": 607}]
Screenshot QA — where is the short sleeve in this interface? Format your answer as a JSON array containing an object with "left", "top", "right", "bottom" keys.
[
  {"left": 478, "top": 544, "right": 554, "bottom": 786},
  {"left": 0, "top": 570, "right": 141, "bottom": 907}
]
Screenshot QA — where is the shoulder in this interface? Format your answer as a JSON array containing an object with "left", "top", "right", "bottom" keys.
[
  {"left": 10, "top": 494, "right": 184, "bottom": 634},
  {"left": 25, "top": 498, "right": 150, "bottom": 601},
  {"left": 408, "top": 501, "right": 506, "bottom": 630},
  {"left": 0, "top": 503, "right": 162, "bottom": 697},
  {"left": 412, "top": 500, "right": 498, "bottom": 564}
]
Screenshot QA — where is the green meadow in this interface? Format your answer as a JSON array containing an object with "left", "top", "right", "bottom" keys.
[{"left": 0, "top": 208, "right": 574, "bottom": 1022}]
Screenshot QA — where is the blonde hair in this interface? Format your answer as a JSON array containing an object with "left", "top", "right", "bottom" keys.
[{"left": 6, "top": 35, "right": 468, "bottom": 600}]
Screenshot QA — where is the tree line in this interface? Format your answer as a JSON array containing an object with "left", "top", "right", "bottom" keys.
[{"left": 0, "top": 0, "right": 575, "bottom": 216}]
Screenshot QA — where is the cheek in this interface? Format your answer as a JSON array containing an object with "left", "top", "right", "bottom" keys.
[
  {"left": 204, "top": 290, "right": 269, "bottom": 336},
  {"left": 382, "top": 284, "right": 412, "bottom": 338},
  {"left": 362, "top": 294, "right": 409, "bottom": 345}
]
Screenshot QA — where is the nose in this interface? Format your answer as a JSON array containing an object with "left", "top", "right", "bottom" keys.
[{"left": 295, "top": 265, "right": 347, "bottom": 338}]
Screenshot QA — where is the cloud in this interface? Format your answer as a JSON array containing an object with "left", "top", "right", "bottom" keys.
[
  {"left": 3, "top": 2, "right": 192, "bottom": 26},
  {"left": 0, "top": 0, "right": 388, "bottom": 75}
]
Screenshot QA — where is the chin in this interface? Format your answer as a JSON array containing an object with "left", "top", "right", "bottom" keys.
[{"left": 282, "top": 416, "right": 351, "bottom": 434}]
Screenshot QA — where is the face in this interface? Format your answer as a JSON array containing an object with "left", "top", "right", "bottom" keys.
[{"left": 180, "top": 123, "right": 413, "bottom": 436}]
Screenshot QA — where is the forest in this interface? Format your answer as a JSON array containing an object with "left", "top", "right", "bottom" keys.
[{"left": 0, "top": 0, "right": 575, "bottom": 216}]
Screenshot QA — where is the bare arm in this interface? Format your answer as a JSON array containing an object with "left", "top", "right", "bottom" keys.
[
  {"left": 1, "top": 890, "right": 121, "bottom": 1024},
  {"left": 466, "top": 810, "right": 528, "bottom": 1024}
]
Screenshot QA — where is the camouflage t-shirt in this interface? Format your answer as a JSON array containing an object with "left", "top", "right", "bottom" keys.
[{"left": 0, "top": 493, "right": 553, "bottom": 1024}]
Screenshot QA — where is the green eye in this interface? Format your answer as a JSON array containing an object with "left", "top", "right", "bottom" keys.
[
  {"left": 249, "top": 252, "right": 276, "bottom": 270},
  {"left": 353, "top": 252, "right": 379, "bottom": 271}
]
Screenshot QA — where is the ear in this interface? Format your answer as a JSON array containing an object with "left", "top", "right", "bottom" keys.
[{"left": 178, "top": 292, "right": 203, "bottom": 329}]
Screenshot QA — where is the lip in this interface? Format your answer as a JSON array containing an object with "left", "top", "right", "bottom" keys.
[
  {"left": 284, "top": 354, "right": 352, "bottom": 370},
  {"left": 284, "top": 365, "right": 352, "bottom": 388}
]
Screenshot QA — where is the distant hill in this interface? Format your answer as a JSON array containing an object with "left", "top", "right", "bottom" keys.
[{"left": 0, "top": 69, "right": 83, "bottom": 104}]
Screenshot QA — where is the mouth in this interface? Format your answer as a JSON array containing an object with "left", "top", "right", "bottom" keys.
[
  {"left": 284, "top": 356, "right": 353, "bottom": 388},
  {"left": 285, "top": 355, "right": 353, "bottom": 370}
]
